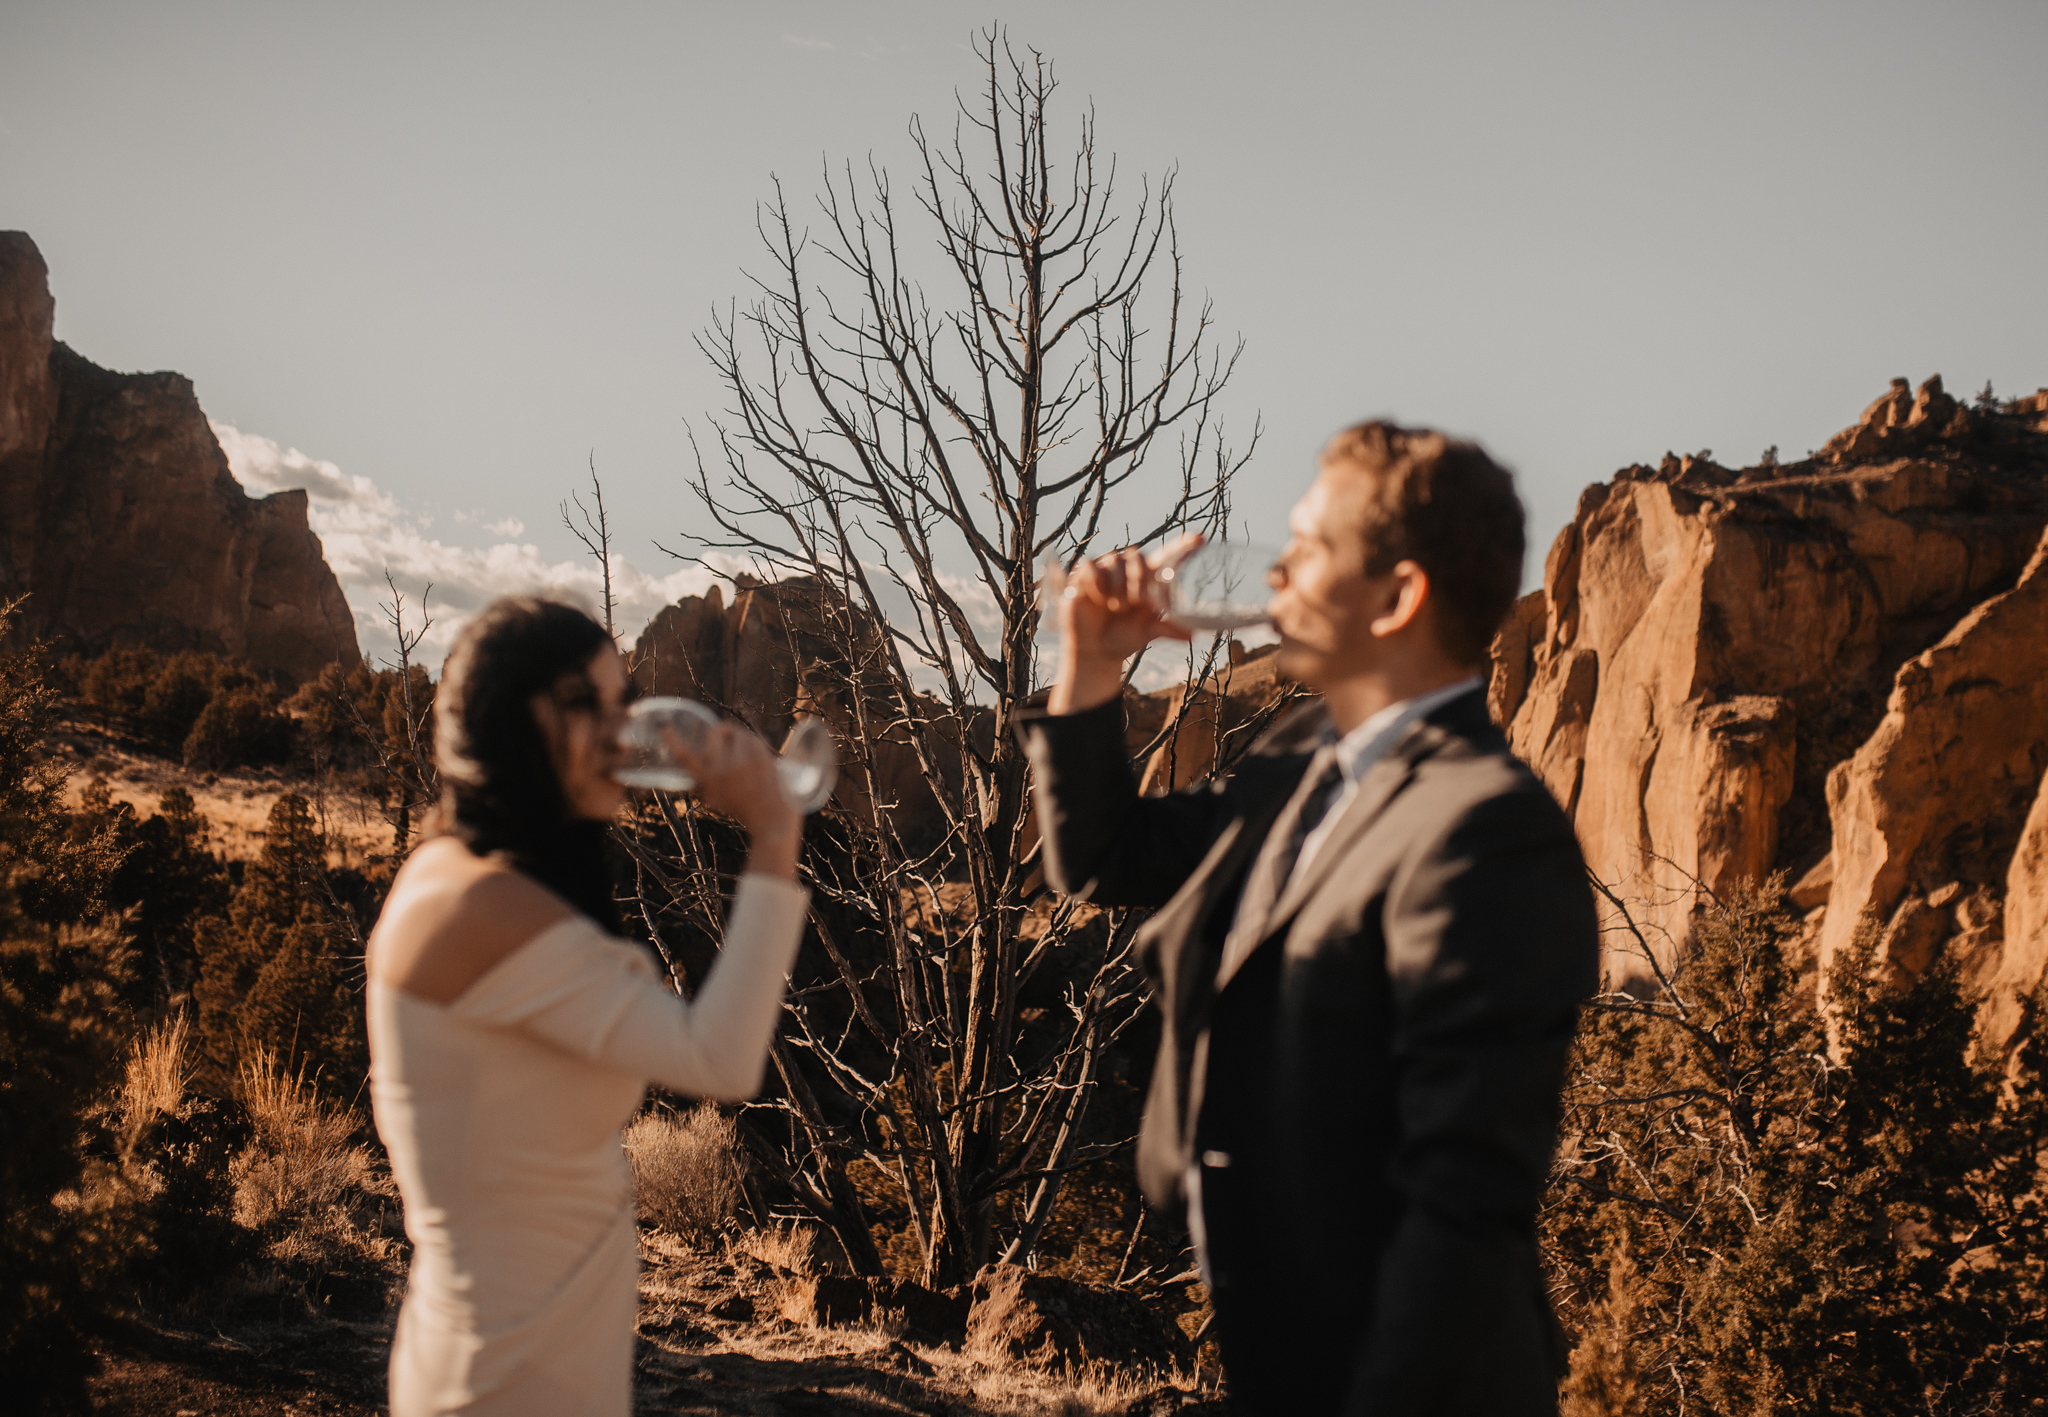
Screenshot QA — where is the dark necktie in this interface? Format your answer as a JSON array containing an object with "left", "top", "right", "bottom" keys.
[{"left": 1218, "top": 745, "right": 1344, "bottom": 983}]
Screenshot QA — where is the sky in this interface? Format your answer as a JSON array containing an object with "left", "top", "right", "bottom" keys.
[{"left": 3, "top": 1, "right": 2044, "bottom": 669}]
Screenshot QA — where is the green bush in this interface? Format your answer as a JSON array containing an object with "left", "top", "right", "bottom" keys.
[
  {"left": 194, "top": 793, "right": 362, "bottom": 1085},
  {"left": 181, "top": 686, "right": 295, "bottom": 771}
]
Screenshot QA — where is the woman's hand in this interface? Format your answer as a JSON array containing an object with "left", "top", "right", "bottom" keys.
[{"left": 670, "top": 723, "right": 802, "bottom": 880}]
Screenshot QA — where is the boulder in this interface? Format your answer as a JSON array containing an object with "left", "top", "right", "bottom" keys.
[
  {"left": 0, "top": 232, "right": 357, "bottom": 680},
  {"left": 964, "top": 1264, "right": 1193, "bottom": 1374}
]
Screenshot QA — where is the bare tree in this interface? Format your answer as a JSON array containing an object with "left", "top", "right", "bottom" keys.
[
  {"left": 353, "top": 573, "right": 438, "bottom": 855},
  {"left": 652, "top": 30, "right": 1259, "bottom": 1286},
  {"left": 562, "top": 455, "right": 617, "bottom": 640}
]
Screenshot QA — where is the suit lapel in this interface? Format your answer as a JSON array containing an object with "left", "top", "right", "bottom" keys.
[
  {"left": 1264, "top": 751, "right": 1415, "bottom": 931},
  {"left": 1219, "top": 719, "right": 1452, "bottom": 988},
  {"left": 1214, "top": 744, "right": 1338, "bottom": 989}
]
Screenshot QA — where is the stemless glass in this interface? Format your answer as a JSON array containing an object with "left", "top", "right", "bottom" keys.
[
  {"left": 1151, "top": 540, "right": 1282, "bottom": 631},
  {"left": 1037, "top": 539, "right": 1279, "bottom": 636},
  {"left": 615, "top": 697, "right": 839, "bottom": 813}
]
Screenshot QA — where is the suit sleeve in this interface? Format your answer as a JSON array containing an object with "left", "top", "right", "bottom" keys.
[
  {"left": 1016, "top": 699, "right": 1240, "bottom": 908},
  {"left": 1346, "top": 782, "right": 1599, "bottom": 1415}
]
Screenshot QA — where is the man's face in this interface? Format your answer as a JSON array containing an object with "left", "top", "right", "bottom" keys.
[{"left": 1268, "top": 463, "right": 1388, "bottom": 689}]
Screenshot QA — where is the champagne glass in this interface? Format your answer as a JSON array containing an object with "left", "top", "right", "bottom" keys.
[
  {"left": 1038, "top": 539, "right": 1280, "bottom": 636},
  {"left": 615, "top": 698, "right": 839, "bottom": 813}
]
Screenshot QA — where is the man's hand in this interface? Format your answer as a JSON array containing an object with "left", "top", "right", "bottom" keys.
[{"left": 1048, "top": 533, "right": 1200, "bottom": 714}]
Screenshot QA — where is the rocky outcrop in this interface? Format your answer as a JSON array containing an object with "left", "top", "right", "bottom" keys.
[
  {"left": 1494, "top": 375, "right": 2048, "bottom": 1035},
  {"left": 630, "top": 573, "right": 964, "bottom": 841},
  {"left": 629, "top": 575, "right": 1297, "bottom": 845},
  {"left": 1982, "top": 772, "right": 2048, "bottom": 1054},
  {"left": 0, "top": 232, "right": 357, "bottom": 681}
]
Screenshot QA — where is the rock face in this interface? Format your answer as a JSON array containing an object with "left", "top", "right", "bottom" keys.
[
  {"left": 1983, "top": 772, "right": 2048, "bottom": 1052},
  {"left": 630, "top": 574, "right": 966, "bottom": 844},
  {"left": 1494, "top": 376, "right": 2048, "bottom": 1044},
  {"left": 0, "top": 232, "right": 357, "bottom": 681}
]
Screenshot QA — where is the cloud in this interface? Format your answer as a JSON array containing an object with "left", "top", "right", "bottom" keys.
[
  {"left": 781, "top": 32, "right": 834, "bottom": 50},
  {"left": 211, "top": 422, "right": 725, "bottom": 671}
]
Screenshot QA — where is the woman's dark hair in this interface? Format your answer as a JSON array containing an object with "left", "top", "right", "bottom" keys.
[{"left": 434, "top": 597, "right": 620, "bottom": 928}]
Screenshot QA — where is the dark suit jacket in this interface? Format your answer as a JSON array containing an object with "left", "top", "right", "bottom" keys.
[{"left": 1021, "top": 688, "right": 1598, "bottom": 1417}]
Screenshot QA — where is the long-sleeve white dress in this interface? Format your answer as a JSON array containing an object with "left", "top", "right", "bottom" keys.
[{"left": 367, "top": 873, "right": 808, "bottom": 1417}]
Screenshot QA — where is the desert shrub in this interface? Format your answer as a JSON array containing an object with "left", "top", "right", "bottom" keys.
[
  {"left": 1544, "top": 879, "right": 2048, "bottom": 1414},
  {"left": 193, "top": 793, "right": 363, "bottom": 1082},
  {"left": 741, "top": 1221, "right": 825, "bottom": 1276},
  {"left": 625, "top": 1104, "right": 745, "bottom": 1240},
  {"left": 99, "top": 785, "right": 231, "bottom": 1001},
  {"left": 214, "top": 1046, "right": 399, "bottom": 1319},
  {"left": 0, "top": 607, "right": 144, "bottom": 1412},
  {"left": 75, "top": 644, "right": 297, "bottom": 768},
  {"left": 112, "top": 1015, "right": 257, "bottom": 1300},
  {"left": 229, "top": 1047, "right": 380, "bottom": 1230},
  {"left": 182, "top": 685, "right": 295, "bottom": 770}
]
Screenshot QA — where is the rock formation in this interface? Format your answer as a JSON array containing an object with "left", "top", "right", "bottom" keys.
[
  {"left": 0, "top": 232, "right": 357, "bottom": 681},
  {"left": 630, "top": 574, "right": 974, "bottom": 845},
  {"left": 1494, "top": 376, "right": 2048, "bottom": 1052}
]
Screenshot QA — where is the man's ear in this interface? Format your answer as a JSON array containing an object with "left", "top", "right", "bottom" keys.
[{"left": 1367, "top": 560, "right": 1431, "bottom": 638}]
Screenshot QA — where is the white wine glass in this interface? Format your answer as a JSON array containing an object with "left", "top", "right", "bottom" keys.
[
  {"left": 615, "top": 697, "right": 839, "bottom": 814},
  {"left": 1038, "top": 538, "right": 1280, "bottom": 637}
]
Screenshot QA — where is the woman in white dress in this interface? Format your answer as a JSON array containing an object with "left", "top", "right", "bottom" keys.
[{"left": 365, "top": 597, "right": 806, "bottom": 1417}]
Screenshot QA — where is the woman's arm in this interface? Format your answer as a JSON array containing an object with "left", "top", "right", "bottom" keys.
[{"left": 449, "top": 719, "right": 812, "bottom": 1097}]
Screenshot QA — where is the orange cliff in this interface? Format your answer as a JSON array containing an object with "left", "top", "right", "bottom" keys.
[{"left": 1492, "top": 376, "right": 2048, "bottom": 1058}]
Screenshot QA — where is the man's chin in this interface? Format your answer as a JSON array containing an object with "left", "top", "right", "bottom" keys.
[{"left": 1273, "top": 638, "right": 1326, "bottom": 689}]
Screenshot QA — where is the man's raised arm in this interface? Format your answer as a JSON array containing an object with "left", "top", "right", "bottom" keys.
[{"left": 1020, "top": 538, "right": 1234, "bottom": 907}]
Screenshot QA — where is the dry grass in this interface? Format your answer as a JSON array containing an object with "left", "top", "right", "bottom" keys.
[
  {"left": 121, "top": 1012, "right": 194, "bottom": 1139},
  {"left": 737, "top": 1220, "right": 822, "bottom": 1276},
  {"left": 973, "top": 1362, "right": 1195, "bottom": 1415},
  {"left": 623, "top": 1103, "right": 744, "bottom": 1239},
  {"left": 229, "top": 1047, "right": 383, "bottom": 1230}
]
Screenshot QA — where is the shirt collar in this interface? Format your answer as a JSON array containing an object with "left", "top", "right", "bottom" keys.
[{"left": 1322, "top": 674, "right": 1484, "bottom": 787}]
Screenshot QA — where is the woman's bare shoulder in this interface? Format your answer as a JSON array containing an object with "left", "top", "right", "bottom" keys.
[{"left": 369, "top": 839, "right": 576, "bottom": 1005}]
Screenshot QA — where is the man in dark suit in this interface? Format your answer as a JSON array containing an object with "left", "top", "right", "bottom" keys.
[{"left": 1021, "top": 422, "right": 1598, "bottom": 1415}]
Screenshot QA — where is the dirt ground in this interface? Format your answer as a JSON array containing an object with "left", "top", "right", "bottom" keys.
[{"left": 86, "top": 1232, "right": 1226, "bottom": 1417}]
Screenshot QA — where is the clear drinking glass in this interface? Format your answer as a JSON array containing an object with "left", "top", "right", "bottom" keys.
[
  {"left": 1038, "top": 539, "right": 1280, "bottom": 635},
  {"left": 615, "top": 697, "right": 839, "bottom": 813}
]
